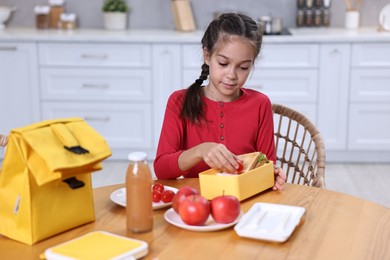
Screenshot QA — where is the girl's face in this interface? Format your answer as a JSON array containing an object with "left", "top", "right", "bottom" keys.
[{"left": 204, "top": 36, "right": 255, "bottom": 102}]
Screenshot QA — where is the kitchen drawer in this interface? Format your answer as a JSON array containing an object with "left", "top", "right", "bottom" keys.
[
  {"left": 182, "top": 44, "right": 203, "bottom": 68},
  {"left": 351, "top": 44, "right": 390, "bottom": 67},
  {"left": 40, "top": 68, "right": 152, "bottom": 101},
  {"left": 181, "top": 43, "right": 319, "bottom": 69},
  {"left": 258, "top": 44, "right": 319, "bottom": 68},
  {"left": 246, "top": 69, "right": 318, "bottom": 102},
  {"left": 348, "top": 103, "right": 390, "bottom": 150},
  {"left": 39, "top": 43, "right": 151, "bottom": 67},
  {"left": 41, "top": 102, "right": 153, "bottom": 150},
  {"left": 182, "top": 69, "right": 318, "bottom": 103},
  {"left": 350, "top": 69, "right": 390, "bottom": 102}
]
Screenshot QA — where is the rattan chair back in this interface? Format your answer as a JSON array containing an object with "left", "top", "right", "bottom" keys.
[{"left": 272, "top": 104, "right": 326, "bottom": 188}]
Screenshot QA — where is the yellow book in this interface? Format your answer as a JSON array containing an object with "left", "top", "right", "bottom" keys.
[{"left": 44, "top": 231, "right": 148, "bottom": 260}]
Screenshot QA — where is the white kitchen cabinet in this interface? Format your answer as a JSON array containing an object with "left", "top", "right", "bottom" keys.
[
  {"left": 39, "top": 43, "right": 151, "bottom": 67},
  {"left": 350, "top": 69, "right": 390, "bottom": 102},
  {"left": 181, "top": 43, "right": 205, "bottom": 87},
  {"left": 250, "top": 43, "right": 319, "bottom": 123},
  {"left": 180, "top": 43, "right": 319, "bottom": 122},
  {"left": 39, "top": 43, "right": 154, "bottom": 160},
  {"left": 348, "top": 43, "right": 390, "bottom": 153},
  {"left": 318, "top": 44, "right": 351, "bottom": 151},
  {"left": 2, "top": 29, "right": 389, "bottom": 162},
  {"left": 349, "top": 104, "right": 390, "bottom": 150},
  {"left": 41, "top": 102, "right": 152, "bottom": 151},
  {"left": 257, "top": 43, "right": 319, "bottom": 68},
  {"left": 152, "top": 44, "right": 182, "bottom": 153},
  {"left": 0, "top": 42, "right": 40, "bottom": 158},
  {"left": 40, "top": 68, "right": 152, "bottom": 101}
]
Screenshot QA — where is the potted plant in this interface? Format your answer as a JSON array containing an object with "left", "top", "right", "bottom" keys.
[{"left": 102, "top": 0, "right": 129, "bottom": 30}]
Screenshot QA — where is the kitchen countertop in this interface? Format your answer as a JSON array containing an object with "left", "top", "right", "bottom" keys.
[{"left": 1, "top": 27, "right": 390, "bottom": 43}]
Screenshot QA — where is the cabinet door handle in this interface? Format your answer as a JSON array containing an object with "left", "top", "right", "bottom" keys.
[
  {"left": 80, "top": 54, "right": 108, "bottom": 59},
  {"left": 0, "top": 46, "right": 17, "bottom": 51},
  {"left": 82, "top": 83, "right": 109, "bottom": 89},
  {"left": 84, "top": 116, "right": 111, "bottom": 122}
]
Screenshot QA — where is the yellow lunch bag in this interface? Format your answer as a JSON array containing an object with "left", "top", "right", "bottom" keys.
[{"left": 0, "top": 117, "right": 112, "bottom": 245}]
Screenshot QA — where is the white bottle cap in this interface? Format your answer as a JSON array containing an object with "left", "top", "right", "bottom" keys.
[
  {"left": 34, "top": 6, "right": 50, "bottom": 14},
  {"left": 60, "top": 13, "right": 76, "bottom": 22},
  {"left": 128, "top": 152, "right": 147, "bottom": 162},
  {"left": 49, "top": 0, "right": 65, "bottom": 6}
]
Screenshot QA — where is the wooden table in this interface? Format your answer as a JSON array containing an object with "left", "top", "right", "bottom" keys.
[{"left": 1, "top": 179, "right": 390, "bottom": 259}]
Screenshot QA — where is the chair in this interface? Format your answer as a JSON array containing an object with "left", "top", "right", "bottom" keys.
[{"left": 272, "top": 103, "right": 326, "bottom": 189}]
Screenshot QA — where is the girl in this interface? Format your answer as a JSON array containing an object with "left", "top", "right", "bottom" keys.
[{"left": 154, "top": 13, "right": 285, "bottom": 191}]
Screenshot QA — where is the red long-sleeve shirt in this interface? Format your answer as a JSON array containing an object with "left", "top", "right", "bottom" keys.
[{"left": 154, "top": 88, "right": 276, "bottom": 179}]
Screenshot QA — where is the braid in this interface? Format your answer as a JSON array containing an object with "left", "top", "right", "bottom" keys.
[{"left": 180, "top": 63, "right": 209, "bottom": 124}]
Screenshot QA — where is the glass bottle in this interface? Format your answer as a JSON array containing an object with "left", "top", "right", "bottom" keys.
[
  {"left": 34, "top": 6, "right": 50, "bottom": 29},
  {"left": 296, "top": 9, "right": 305, "bottom": 27},
  {"left": 314, "top": 0, "right": 323, "bottom": 8},
  {"left": 60, "top": 13, "right": 76, "bottom": 30},
  {"left": 305, "top": 9, "right": 314, "bottom": 27},
  {"left": 126, "top": 152, "right": 153, "bottom": 233},
  {"left": 297, "top": 0, "right": 305, "bottom": 9},
  {"left": 314, "top": 9, "right": 322, "bottom": 27},
  {"left": 323, "top": 8, "right": 331, "bottom": 27},
  {"left": 49, "top": 0, "right": 65, "bottom": 29},
  {"left": 305, "top": 0, "right": 314, "bottom": 9}
]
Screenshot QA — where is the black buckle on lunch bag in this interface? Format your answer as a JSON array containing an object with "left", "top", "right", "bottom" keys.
[
  {"left": 64, "top": 146, "right": 90, "bottom": 155},
  {"left": 63, "top": 177, "right": 85, "bottom": 189}
]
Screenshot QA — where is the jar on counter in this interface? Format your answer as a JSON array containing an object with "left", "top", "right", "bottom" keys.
[
  {"left": 49, "top": 0, "right": 65, "bottom": 29},
  {"left": 314, "top": 0, "right": 323, "bottom": 8},
  {"left": 297, "top": 0, "right": 305, "bottom": 9},
  {"left": 322, "top": 8, "right": 331, "bottom": 27},
  {"left": 314, "top": 9, "right": 322, "bottom": 27},
  {"left": 305, "top": 9, "right": 314, "bottom": 27},
  {"left": 34, "top": 6, "right": 50, "bottom": 29},
  {"left": 305, "top": 0, "right": 314, "bottom": 9},
  {"left": 60, "top": 13, "right": 76, "bottom": 30},
  {"left": 296, "top": 9, "right": 305, "bottom": 27}
]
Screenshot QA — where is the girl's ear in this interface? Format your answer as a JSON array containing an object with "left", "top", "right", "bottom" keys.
[{"left": 203, "top": 48, "right": 211, "bottom": 65}]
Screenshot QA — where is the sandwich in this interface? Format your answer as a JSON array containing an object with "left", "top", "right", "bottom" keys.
[{"left": 236, "top": 152, "right": 269, "bottom": 174}]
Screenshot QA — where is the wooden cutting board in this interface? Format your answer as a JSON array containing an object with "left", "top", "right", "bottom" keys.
[{"left": 171, "top": 0, "right": 196, "bottom": 31}]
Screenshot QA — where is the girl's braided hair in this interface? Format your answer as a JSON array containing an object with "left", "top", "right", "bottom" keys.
[{"left": 180, "top": 13, "right": 263, "bottom": 124}]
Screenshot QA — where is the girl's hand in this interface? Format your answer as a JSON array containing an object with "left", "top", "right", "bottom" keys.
[
  {"left": 273, "top": 165, "right": 286, "bottom": 191},
  {"left": 200, "top": 143, "right": 240, "bottom": 174}
]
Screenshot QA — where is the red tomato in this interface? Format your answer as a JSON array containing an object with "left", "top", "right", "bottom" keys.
[
  {"left": 237, "top": 160, "right": 244, "bottom": 173},
  {"left": 153, "top": 183, "right": 165, "bottom": 193},
  {"left": 161, "top": 190, "right": 175, "bottom": 203},
  {"left": 179, "top": 194, "right": 210, "bottom": 226},
  {"left": 152, "top": 190, "right": 162, "bottom": 203},
  {"left": 210, "top": 195, "right": 240, "bottom": 224},
  {"left": 172, "top": 186, "right": 199, "bottom": 213}
]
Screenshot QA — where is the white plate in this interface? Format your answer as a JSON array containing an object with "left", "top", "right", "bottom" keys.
[
  {"left": 234, "top": 202, "right": 305, "bottom": 242},
  {"left": 110, "top": 186, "right": 179, "bottom": 210},
  {"left": 164, "top": 208, "right": 242, "bottom": 232},
  {"left": 379, "top": 3, "right": 390, "bottom": 31}
]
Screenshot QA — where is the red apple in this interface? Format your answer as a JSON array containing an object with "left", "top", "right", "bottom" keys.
[
  {"left": 236, "top": 160, "right": 244, "bottom": 173},
  {"left": 179, "top": 194, "right": 210, "bottom": 226},
  {"left": 172, "top": 186, "right": 199, "bottom": 213},
  {"left": 210, "top": 195, "right": 241, "bottom": 224}
]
